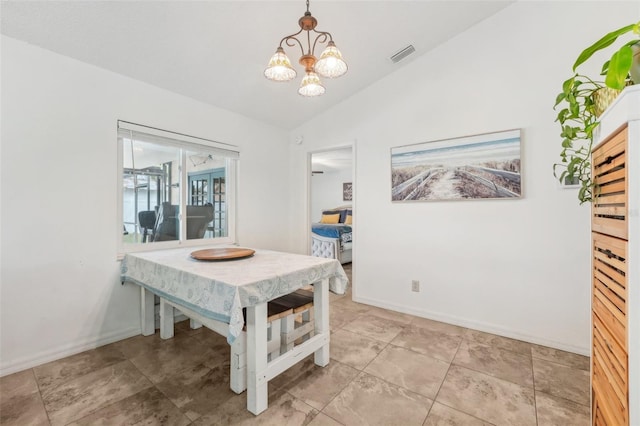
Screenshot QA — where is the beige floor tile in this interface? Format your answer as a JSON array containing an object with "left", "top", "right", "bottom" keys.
[
  {"left": 453, "top": 340, "right": 533, "bottom": 387},
  {"left": 437, "top": 365, "right": 536, "bottom": 426},
  {"left": 127, "top": 335, "right": 226, "bottom": 383},
  {"left": 0, "top": 389, "right": 50, "bottom": 426},
  {"left": 192, "top": 390, "right": 318, "bottom": 425},
  {"left": 330, "top": 308, "right": 360, "bottom": 332},
  {"left": 366, "top": 306, "right": 415, "bottom": 325},
  {"left": 532, "top": 358, "right": 590, "bottom": 406},
  {"left": 364, "top": 345, "right": 449, "bottom": 399},
  {"left": 322, "top": 372, "right": 433, "bottom": 426},
  {"left": 329, "top": 329, "right": 387, "bottom": 370},
  {"left": 2, "top": 270, "right": 596, "bottom": 426},
  {"left": 391, "top": 324, "right": 462, "bottom": 363},
  {"left": 0, "top": 369, "right": 40, "bottom": 406},
  {"left": 67, "top": 387, "right": 191, "bottom": 425},
  {"left": 423, "top": 402, "right": 492, "bottom": 426},
  {"left": 174, "top": 318, "right": 205, "bottom": 337},
  {"left": 191, "top": 331, "right": 232, "bottom": 369},
  {"left": 330, "top": 291, "right": 347, "bottom": 303},
  {"left": 535, "top": 391, "right": 590, "bottom": 426},
  {"left": 410, "top": 317, "right": 467, "bottom": 339},
  {"left": 153, "top": 362, "right": 236, "bottom": 420},
  {"left": 111, "top": 332, "right": 193, "bottom": 360},
  {"left": 33, "top": 345, "right": 126, "bottom": 394},
  {"left": 192, "top": 325, "right": 229, "bottom": 346},
  {"left": 331, "top": 297, "right": 372, "bottom": 316},
  {"left": 308, "top": 412, "right": 344, "bottom": 425},
  {"left": 270, "top": 355, "right": 317, "bottom": 390},
  {"left": 41, "top": 360, "right": 153, "bottom": 426},
  {"left": 531, "top": 344, "right": 590, "bottom": 371},
  {"left": 284, "top": 360, "right": 360, "bottom": 411},
  {"left": 463, "top": 329, "right": 532, "bottom": 356},
  {"left": 342, "top": 313, "right": 406, "bottom": 343}
]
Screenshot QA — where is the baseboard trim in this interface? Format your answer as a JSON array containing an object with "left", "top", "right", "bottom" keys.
[
  {"left": 0, "top": 326, "right": 141, "bottom": 377},
  {"left": 352, "top": 295, "right": 590, "bottom": 356}
]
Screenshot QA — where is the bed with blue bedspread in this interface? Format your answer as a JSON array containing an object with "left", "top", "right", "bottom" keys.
[{"left": 310, "top": 207, "right": 352, "bottom": 264}]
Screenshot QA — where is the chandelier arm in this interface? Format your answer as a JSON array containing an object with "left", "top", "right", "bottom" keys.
[
  {"left": 278, "top": 28, "right": 306, "bottom": 57},
  {"left": 310, "top": 30, "right": 332, "bottom": 56}
]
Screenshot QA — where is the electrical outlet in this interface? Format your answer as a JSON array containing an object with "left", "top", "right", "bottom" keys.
[{"left": 411, "top": 280, "right": 420, "bottom": 292}]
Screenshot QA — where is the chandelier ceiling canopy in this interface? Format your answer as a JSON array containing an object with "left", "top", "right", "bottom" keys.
[{"left": 264, "top": 0, "right": 348, "bottom": 97}]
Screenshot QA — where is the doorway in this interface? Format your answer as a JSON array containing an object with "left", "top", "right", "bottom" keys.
[{"left": 309, "top": 145, "right": 354, "bottom": 286}]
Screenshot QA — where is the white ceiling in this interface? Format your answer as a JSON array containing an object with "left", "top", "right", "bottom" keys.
[
  {"left": 311, "top": 147, "right": 353, "bottom": 172},
  {"left": 0, "top": 1, "right": 513, "bottom": 130}
]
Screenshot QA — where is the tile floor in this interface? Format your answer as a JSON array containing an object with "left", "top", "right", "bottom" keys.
[{"left": 0, "top": 263, "right": 591, "bottom": 425}]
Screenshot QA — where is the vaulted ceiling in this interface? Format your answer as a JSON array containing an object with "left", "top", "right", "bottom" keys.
[{"left": 1, "top": 1, "right": 513, "bottom": 130}]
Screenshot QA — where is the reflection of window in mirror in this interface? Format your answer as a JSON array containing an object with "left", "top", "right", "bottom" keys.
[{"left": 118, "top": 122, "right": 238, "bottom": 254}]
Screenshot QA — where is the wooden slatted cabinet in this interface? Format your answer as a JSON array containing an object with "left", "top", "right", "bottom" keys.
[{"left": 590, "top": 85, "right": 639, "bottom": 426}]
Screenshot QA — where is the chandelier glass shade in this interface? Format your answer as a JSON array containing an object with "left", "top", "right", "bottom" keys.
[
  {"left": 264, "top": 0, "right": 347, "bottom": 97},
  {"left": 264, "top": 47, "right": 297, "bottom": 82},
  {"left": 298, "top": 71, "right": 325, "bottom": 97},
  {"left": 315, "top": 41, "right": 347, "bottom": 78}
]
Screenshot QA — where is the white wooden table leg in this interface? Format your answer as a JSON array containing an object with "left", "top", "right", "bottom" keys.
[
  {"left": 247, "top": 302, "right": 268, "bottom": 415},
  {"left": 314, "top": 278, "right": 330, "bottom": 367},
  {"left": 159, "top": 298, "right": 174, "bottom": 339},
  {"left": 141, "top": 287, "right": 155, "bottom": 336},
  {"left": 190, "top": 319, "right": 202, "bottom": 330},
  {"left": 230, "top": 331, "right": 247, "bottom": 394}
]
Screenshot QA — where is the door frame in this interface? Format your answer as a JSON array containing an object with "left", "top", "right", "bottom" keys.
[{"left": 306, "top": 141, "right": 357, "bottom": 295}]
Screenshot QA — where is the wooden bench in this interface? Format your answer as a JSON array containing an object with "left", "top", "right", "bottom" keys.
[{"left": 269, "top": 289, "right": 315, "bottom": 353}]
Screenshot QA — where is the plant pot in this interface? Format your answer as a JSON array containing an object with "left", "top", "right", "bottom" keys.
[
  {"left": 592, "top": 87, "right": 622, "bottom": 117},
  {"left": 592, "top": 81, "right": 635, "bottom": 117}
]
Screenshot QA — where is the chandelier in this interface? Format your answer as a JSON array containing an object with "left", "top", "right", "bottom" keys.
[{"left": 264, "top": 0, "right": 348, "bottom": 97}]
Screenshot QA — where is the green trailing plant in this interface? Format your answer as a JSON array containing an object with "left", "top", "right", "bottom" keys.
[
  {"left": 553, "top": 74, "right": 602, "bottom": 203},
  {"left": 553, "top": 21, "right": 640, "bottom": 204},
  {"left": 574, "top": 22, "right": 640, "bottom": 89}
]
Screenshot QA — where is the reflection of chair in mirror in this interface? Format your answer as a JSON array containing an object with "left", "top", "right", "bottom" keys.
[
  {"left": 138, "top": 210, "right": 157, "bottom": 243},
  {"left": 152, "top": 202, "right": 178, "bottom": 242},
  {"left": 186, "top": 203, "right": 215, "bottom": 239},
  {"left": 151, "top": 202, "right": 214, "bottom": 241}
]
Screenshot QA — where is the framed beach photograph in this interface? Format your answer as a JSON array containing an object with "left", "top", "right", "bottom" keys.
[{"left": 391, "top": 129, "right": 521, "bottom": 202}]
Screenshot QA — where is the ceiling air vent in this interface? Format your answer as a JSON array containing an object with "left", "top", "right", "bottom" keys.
[{"left": 390, "top": 45, "right": 416, "bottom": 64}]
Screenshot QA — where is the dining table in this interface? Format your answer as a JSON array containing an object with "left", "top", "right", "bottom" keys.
[{"left": 120, "top": 245, "right": 348, "bottom": 415}]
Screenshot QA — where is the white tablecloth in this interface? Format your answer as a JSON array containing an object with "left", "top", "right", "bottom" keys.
[{"left": 120, "top": 246, "right": 348, "bottom": 343}]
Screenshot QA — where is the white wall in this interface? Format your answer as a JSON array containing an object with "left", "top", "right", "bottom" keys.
[
  {"left": 289, "top": 2, "right": 638, "bottom": 355},
  {"left": 311, "top": 167, "right": 353, "bottom": 222},
  {"left": 0, "top": 36, "right": 291, "bottom": 375}
]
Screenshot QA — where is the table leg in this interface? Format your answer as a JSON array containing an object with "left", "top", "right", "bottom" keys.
[
  {"left": 314, "top": 278, "right": 330, "bottom": 367},
  {"left": 246, "top": 302, "right": 268, "bottom": 415},
  {"left": 159, "top": 298, "right": 174, "bottom": 339},
  {"left": 230, "top": 331, "right": 247, "bottom": 394},
  {"left": 141, "top": 287, "right": 155, "bottom": 336}
]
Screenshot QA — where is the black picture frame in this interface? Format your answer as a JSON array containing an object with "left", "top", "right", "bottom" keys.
[{"left": 343, "top": 182, "right": 353, "bottom": 201}]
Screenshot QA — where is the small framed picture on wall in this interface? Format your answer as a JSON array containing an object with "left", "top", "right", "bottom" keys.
[{"left": 343, "top": 182, "right": 353, "bottom": 201}]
